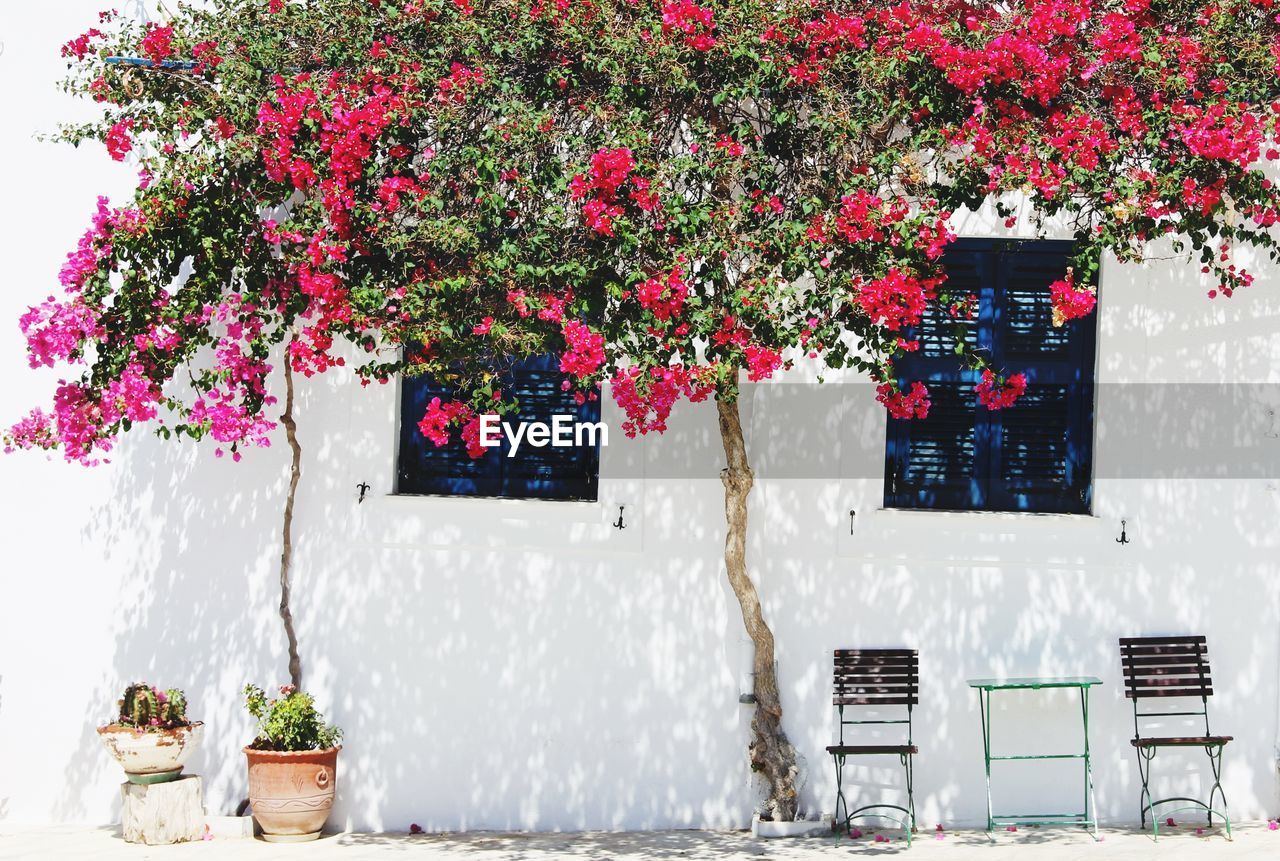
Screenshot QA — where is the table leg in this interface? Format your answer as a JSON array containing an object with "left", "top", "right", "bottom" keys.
[
  {"left": 979, "top": 687, "right": 994, "bottom": 831},
  {"left": 1080, "top": 686, "right": 1098, "bottom": 837}
]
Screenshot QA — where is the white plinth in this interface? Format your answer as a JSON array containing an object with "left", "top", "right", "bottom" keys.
[{"left": 119, "top": 775, "right": 205, "bottom": 845}]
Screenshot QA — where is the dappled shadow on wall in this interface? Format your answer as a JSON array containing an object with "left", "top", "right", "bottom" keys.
[
  {"left": 748, "top": 260, "right": 1280, "bottom": 824},
  {"left": 57, "top": 371, "right": 761, "bottom": 832}
]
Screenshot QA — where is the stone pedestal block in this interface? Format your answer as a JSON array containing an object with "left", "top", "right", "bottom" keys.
[{"left": 119, "top": 774, "right": 205, "bottom": 844}]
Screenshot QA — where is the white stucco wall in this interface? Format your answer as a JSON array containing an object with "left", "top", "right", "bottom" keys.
[{"left": 1, "top": 1, "right": 1278, "bottom": 833}]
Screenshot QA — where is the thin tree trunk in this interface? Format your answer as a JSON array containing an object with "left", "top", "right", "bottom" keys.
[
  {"left": 279, "top": 351, "right": 304, "bottom": 691},
  {"left": 717, "top": 395, "right": 799, "bottom": 821}
]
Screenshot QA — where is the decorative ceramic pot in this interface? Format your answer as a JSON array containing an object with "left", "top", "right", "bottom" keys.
[
  {"left": 97, "top": 723, "right": 204, "bottom": 784},
  {"left": 244, "top": 746, "right": 341, "bottom": 842}
]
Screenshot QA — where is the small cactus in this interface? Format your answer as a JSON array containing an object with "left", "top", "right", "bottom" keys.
[{"left": 116, "top": 683, "right": 192, "bottom": 731}]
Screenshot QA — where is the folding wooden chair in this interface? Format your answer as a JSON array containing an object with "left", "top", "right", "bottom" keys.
[
  {"left": 827, "top": 649, "right": 918, "bottom": 843},
  {"left": 1119, "top": 635, "right": 1232, "bottom": 840}
]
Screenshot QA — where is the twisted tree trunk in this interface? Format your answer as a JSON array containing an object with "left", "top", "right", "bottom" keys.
[
  {"left": 278, "top": 350, "right": 304, "bottom": 690},
  {"left": 717, "top": 396, "right": 799, "bottom": 821}
]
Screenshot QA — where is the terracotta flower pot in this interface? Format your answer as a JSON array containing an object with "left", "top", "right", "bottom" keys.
[
  {"left": 98, "top": 723, "right": 204, "bottom": 784},
  {"left": 244, "top": 745, "right": 341, "bottom": 842}
]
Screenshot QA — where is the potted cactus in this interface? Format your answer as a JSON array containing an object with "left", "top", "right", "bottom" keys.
[
  {"left": 243, "top": 684, "right": 342, "bottom": 842},
  {"left": 97, "top": 683, "right": 203, "bottom": 784}
]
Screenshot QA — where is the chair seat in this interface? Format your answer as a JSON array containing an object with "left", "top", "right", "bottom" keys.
[
  {"left": 1131, "top": 735, "right": 1232, "bottom": 748},
  {"left": 827, "top": 744, "right": 918, "bottom": 756}
]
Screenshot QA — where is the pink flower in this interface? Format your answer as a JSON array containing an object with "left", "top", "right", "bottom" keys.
[
  {"left": 436, "top": 63, "right": 485, "bottom": 105},
  {"left": 105, "top": 120, "right": 134, "bottom": 162},
  {"left": 472, "top": 316, "right": 494, "bottom": 335},
  {"left": 19, "top": 298, "right": 99, "bottom": 368},
  {"left": 975, "top": 369, "right": 1027, "bottom": 410},
  {"left": 141, "top": 24, "right": 175, "bottom": 65},
  {"left": 636, "top": 266, "right": 689, "bottom": 321},
  {"left": 560, "top": 320, "right": 606, "bottom": 379},
  {"left": 1049, "top": 274, "right": 1097, "bottom": 326},
  {"left": 62, "top": 29, "right": 103, "bottom": 60},
  {"left": 744, "top": 345, "right": 783, "bottom": 381},
  {"left": 611, "top": 364, "right": 714, "bottom": 437},
  {"left": 409, "top": 823, "right": 423, "bottom": 834},
  {"left": 417, "top": 398, "right": 487, "bottom": 459},
  {"left": 581, "top": 198, "right": 622, "bottom": 235},
  {"left": 714, "top": 136, "right": 745, "bottom": 158},
  {"left": 855, "top": 268, "right": 931, "bottom": 331},
  {"left": 877, "top": 381, "right": 931, "bottom": 419},
  {"left": 662, "top": 0, "right": 717, "bottom": 51}
]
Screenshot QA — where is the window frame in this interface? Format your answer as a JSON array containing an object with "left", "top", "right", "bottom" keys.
[
  {"left": 882, "top": 237, "right": 1098, "bottom": 515},
  {"left": 394, "top": 354, "right": 603, "bottom": 503}
]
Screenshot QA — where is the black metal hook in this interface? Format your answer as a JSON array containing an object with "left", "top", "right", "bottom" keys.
[
  {"left": 849, "top": 509, "right": 856, "bottom": 535},
  {"left": 613, "top": 505, "right": 626, "bottom": 530},
  {"left": 1116, "top": 519, "right": 1130, "bottom": 545},
  {"left": 357, "top": 481, "right": 370, "bottom": 504}
]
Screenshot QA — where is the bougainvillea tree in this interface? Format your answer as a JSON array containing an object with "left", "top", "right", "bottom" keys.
[{"left": 12, "top": 0, "right": 1280, "bottom": 818}]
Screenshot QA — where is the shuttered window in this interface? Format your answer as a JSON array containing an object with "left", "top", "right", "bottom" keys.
[
  {"left": 397, "top": 354, "right": 601, "bottom": 501},
  {"left": 883, "top": 239, "right": 1096, "bottom": 514}
]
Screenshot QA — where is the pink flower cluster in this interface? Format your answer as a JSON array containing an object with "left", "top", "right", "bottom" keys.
[
  {"left": 569, "top": 147, "right": 651, "bottom": 236},
  {"left": 661, "top": 0, "right": 717, "bottom": 51},
  {"left": 19, "top": 299, "right": 99, "bottom": 369},
  {"left": 106, "top": 120, "right": 134, "bottom": 162},
  {"left": 436, "top": 63, "right": 485, "bottom": 105},
  {"left": 611, "top": 364, "right": 714, "bottom": 437},
  {"left": 189, "top": 390, "right": 276, "bottom": 460},
  {"left": 1048, "top": 275, "right": 1096, "bottom": 325},
  {"left": 636, "top": 266, "right": 689, "bottom": 321},
  {"left": 1176, "top": 103, "right": 1262, "bottom": 167},
  {"left": 855, "top": 268, "right": 931, "bottom": 331},
  {"left": 877, "top": 381, "right": 931, "bottom": 419},
  {"left": 375, "top": 175, "right": 426, "bottom": 213},
  {"left": 975, "top": 369, "right": 1028, "bottom": 410},
  {"left": 7, "top": 359, "right": 166, "bottom": 465},
  {"left": 744, "top": 345, "right": 783, "bottom": 381},
  {"left": 257, "top": 79, "right": 322, "bottom": 189},
  {"left": 417, "top": 397, "right": 486, "bottom": 458},
  {"left": 714, "top": 135, "right": 745, "bottom": 158},
  {"left": 62, "top": 28, "right": 103, "bottom": 60},
  {"left": 763, "top": 12, "right": 867, "bottom": 86},
  {"left": 829, "top": 190, "right": 910, "bottom": 245},
  {"left": 141, "top": 24, "right": 175, "bottom": 65},
  {"left": 4, "top": 408, "right": 56, "bottom": 454},
  {"left": 560, "top": 320, "right": 606, "bottom": 379}
]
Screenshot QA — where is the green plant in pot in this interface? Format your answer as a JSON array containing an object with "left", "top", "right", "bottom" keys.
[
  {"left": 243, "top": 684, "right": 342, "bottom": 843},
  {"left": 98, "top": 683, "right": 203, "bottom": 784}
]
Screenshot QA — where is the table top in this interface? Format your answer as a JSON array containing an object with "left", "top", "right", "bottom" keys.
[{"left": 967, "top": 676, "right": 1103, "bottom": 690}]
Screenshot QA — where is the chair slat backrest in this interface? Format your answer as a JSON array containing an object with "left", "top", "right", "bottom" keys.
[
  {"left": 1119, "top": 636, "right": 1213, "bottom": 700},
  {"left": 833, "top": 649, "right": 919, "bottom": 707}
]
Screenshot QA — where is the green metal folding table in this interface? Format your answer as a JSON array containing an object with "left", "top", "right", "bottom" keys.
[{"left": 967, "top": 676, "right": 1102, "bottom": 836}]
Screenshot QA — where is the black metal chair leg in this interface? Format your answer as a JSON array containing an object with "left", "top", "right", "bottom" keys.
[
  {"left": 1205, "top": 745, "right": 1227, "bottom": 827},
  {"left": 832, "top": 754, "right": 849, "bottom": 831},
  {"left": 902, "top": 752, "right": 916, "bottom": 832},
  {"left": 1135, "top": 747, "right": 1155, "bottom": 829}
]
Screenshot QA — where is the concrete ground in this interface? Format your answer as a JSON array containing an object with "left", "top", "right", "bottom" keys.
[{"left": 0, "top": 823, "right": 1277, "bottom": 861}]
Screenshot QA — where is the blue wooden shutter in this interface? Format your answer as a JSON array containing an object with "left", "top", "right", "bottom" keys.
[
  {"left": 397, "top": 354, "right": 601, "bottom": 501},
  {"left": 397, "top": 371, "right": 503, "bottom": 497},
  {"left": 987, "top": 242, "right": 1095, "bottom": 514},
  {"left": 884, "top": 242, "right": 993, "bottom": 510},
  {"left": 885, "top": 381, "right": 984, "bottom": 509},
  {"left": 496, "top": 354, "right": 601, "bottom": 501},
  {"left": 884, "top": 239, "right": 1096, "bottom": 514}
]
